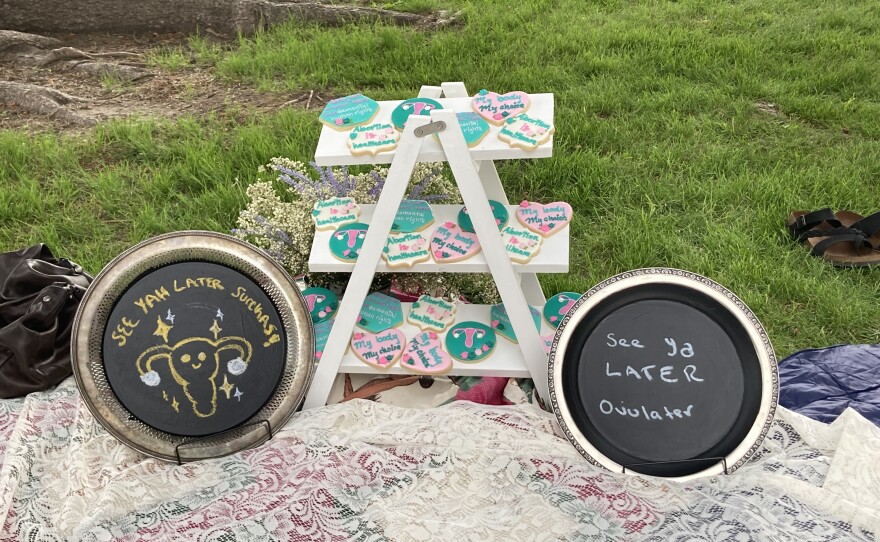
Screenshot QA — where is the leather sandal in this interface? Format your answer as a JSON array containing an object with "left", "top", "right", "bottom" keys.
[
  {"left": 835, "top": 210, "right": 880, "bottom": 251},
  {"left": 787, "top": 210, "right": 880, "bottom": 267}
]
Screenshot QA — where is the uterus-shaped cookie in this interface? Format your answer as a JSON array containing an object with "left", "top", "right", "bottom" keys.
[{"left": 136, "top": 337, "right": 252, "bottom": 418}]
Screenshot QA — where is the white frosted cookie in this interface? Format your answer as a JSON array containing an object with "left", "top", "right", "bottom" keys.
[
  {"left": 498, "top": 113, "right": 554, "bottom": 150},
  {"left": 407, "top": 295, "right": 456, "bottom": 332},
  {"left": 312, "top": 197, "right": 360, "bottom": 231},
  {"left": 382, "top": 232, "right": 430, "bottom": 268},
  {"left": 348, "top": 123, "right": 400, "bottom": 155}
]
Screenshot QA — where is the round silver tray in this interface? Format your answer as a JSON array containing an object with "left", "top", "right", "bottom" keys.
[
  {"left": 548, "top": 268, "right": 778, "bottom": 480},
  {"left": 72, "top": 231, "right": 314, "bottom": 463}
]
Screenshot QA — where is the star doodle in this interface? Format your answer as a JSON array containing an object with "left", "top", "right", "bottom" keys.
[
  {"left": 171, "top": 397, "right": 180, "bottom": 413},
  {"left": 153, "top": 315, "right": 173, "bottom": 343},
  {"left": 209, "top": 319, "right": 223, "bottom": 340},
  {"left": 234, "top": 388, "right": 243, "bottom": 402},
  {"left": 165, "top": 309, "right": 175, "bottom": 324},
  {"left": 216, "top": 308, "right": 224, "bottom": 321},
  {"left": 219, "top": 375, "right": 234, "bottom": 400}
]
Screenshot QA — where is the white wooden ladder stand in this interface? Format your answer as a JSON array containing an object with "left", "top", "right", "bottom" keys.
[{"left": 303, "top": 82, "right": 567, "bottom": 409}]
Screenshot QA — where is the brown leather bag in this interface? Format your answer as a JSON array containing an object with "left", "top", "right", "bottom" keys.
[{"left": 0, "top": 244, "right": 92, "bottom": 398}]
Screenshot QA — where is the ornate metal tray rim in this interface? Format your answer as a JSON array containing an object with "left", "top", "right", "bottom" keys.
[
  {"left": 547, "top": 267, "right": 779, "bottom": 481},
  {"left": 72, "top": 231, "right": 314, "bottom": 463}
]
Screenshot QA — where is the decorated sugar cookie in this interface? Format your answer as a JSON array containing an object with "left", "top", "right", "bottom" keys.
[
  {"left": 391, "top": 98, "right": 443, "bottom": 130},
  {"left": 490, "top": 304, "right": 541, "bottom": 344},
  {"left": 302, "top": 287, "right": 338, "bottom": 324},
  {"left": 446, "top": 321, "right": 496, "bottom": 363},
  {"left": 516, "top": 201, "right": 573, "bottom": 237},
  {"left": 319, "top": 93, "right": 380, "bottom": 131},
  {"left": 312, "top": 197, "right": 360, "bottom": 231},
  {"left": 407, "top": 295, "right": 456, "bottom": 332},
  {"left": 383, "top": 232, "right": 430, "bottom": 268},
  {"left": 351, "top": 329, "right": 406, "bottom": 370},
  {"left": 501, "top": 225, "right": 543, "bottom": 263},
  {"left": 544, "top": 292, "right": 581, "bottom": 328},
  {"left": 434, "top": 112, "right": 490, "bottom": 148},
  {"left": 541, "top": 333, "right": 555, "bottom": 355},
  {"left": 314, "top": 319, "right": 333, "bottom": 361},
  {"left": 498, "top": 114, "right": 554, "bottom": 151},
  {"left": 430, "top": 222, "right": 481, "bottom": 263},
  {"left": 329, "top": 222, "right": 369, "bottom": 262},
  {"left": 357, "top": 292, "right": 404, "bottom": 333},
  {"left": 391, "top": 200, "right": 434, "bottom": 233},
  {"left": 401, "top": 331, "right": 453, "bottom": 375},
  {"left": 348, "top": 123, "right": 400, "bottom": 155},
  {"left": 457, "top": 200, "right": 509, "bottom": 233},
  {"left": 472, "top": 89, "right": 531, "bottom": 125}
]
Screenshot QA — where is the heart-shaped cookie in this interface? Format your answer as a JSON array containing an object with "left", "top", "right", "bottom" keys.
[
  {"left": 471, "top": 90, "right": 531, "bottom": 125},
  {"left": 501, "top": 225, "right": 543, "bottom": 263},
  {"left": 400, "top": 331, "right": 453, "bottom": 375},
  {"left": 351, "top": 329, "right": 406, "bottom": 370},
  {"left": 516, "top": 201, "right": 573, "bottom": 237},
  {"left": 430, "top": 222, "right": 481, "bottom": 263}
]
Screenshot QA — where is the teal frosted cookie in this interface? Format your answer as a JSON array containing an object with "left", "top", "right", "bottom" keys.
[
  {"left": 490, "top": 304, "right": 541, "bottom": 343},
  {"left": 314, "top": 319, "right": 333, "bottom": 361},
  {"left": 544, "top": 292, "right": 581, "bottom": 328},
  {"left": 357, "top": 292, "right": 404, "bottom": 333},
  {"left": 445, "top": 321, "right": 496, "bottom": 363},
  {"left": 391, "top": 200, "right": 434, "bottom": 233},
  {"left": 457, "top": 200, "right": 509, "bottom": 233},
  {"left": 302, "top": 287, "right": 339, "bottom": 324},
  {"left": 433, "top": 112, "right": 490, "bottom": 148},
  {"left": 391, "top": 98, "right": 443, "bottom": 130},
  {"left": 319, "top": 94, "right": 380, "bottom": 131},
  {"left": 329, "top": 222, "right": 369, "bottom": 261}
]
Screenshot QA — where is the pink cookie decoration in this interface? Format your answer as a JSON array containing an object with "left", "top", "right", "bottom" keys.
[
  {"left": 516, "top": 201, "right": 573, "bottom": 238},
  {"left": 430, "top": 222, "right": 481, "bottom": 263},
  {"left": 471, "top": 90, "right": 531, "bottom": 125},
  {"left": 400, "top": 331, "right": 453, "bottom": 375},
  {"left": 351, "top": 329, "right": 406, "bottom": 370}
]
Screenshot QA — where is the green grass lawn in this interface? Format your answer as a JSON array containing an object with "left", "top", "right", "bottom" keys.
[{"left": 2, "top": 0, "right": 880, "bottom": 356}]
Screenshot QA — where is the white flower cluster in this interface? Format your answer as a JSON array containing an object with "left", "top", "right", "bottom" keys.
[{"left": 234, "top": 158, "right": 499, "bottom": 303}]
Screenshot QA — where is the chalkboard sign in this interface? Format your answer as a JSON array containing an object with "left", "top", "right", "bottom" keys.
[
  {"left": 549, "top": 268, "right": 778, "bottom": 479},
  {"left": 103, "top": 261, "right": 287, "bottom": 437}
]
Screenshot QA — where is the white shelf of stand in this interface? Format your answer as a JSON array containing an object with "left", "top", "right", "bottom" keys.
[
  {"left": 340, "top": 303, "right": 551, "bottom": 377},
  {"left": 314, "top": 94, "right": 554, "bottom": 166},
  {"left": 303, "top": 83, "right": 564, "bottom": 409},
  {"left": 308, "top": 204, "right": 570, "bottom": 274}
]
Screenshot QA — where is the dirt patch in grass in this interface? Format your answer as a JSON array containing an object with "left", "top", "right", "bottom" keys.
[{"left": 0, "top": 32, "right": 330, "bottom": 133}]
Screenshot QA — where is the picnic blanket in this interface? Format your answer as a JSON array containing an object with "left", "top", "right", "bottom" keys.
[
  {"left": 1, "top": 378, "right": 879, "bottom": 541},
  {"left": 779, "top": 344, "right": 880, "bottom": 426}
]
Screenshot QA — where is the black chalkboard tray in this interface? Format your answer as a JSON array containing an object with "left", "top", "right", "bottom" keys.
[
  {"left": 72, "top": 231, "right": 314, "bottom": 463},
  {"left": 548, "top": 268, "right": 778, "bottom": 480}
]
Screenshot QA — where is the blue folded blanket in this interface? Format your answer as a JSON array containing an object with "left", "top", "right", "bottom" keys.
[{"left": 779, "top": 344, "right": 880, "bottom": 425}]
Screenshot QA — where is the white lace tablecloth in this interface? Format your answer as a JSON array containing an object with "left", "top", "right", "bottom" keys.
[{"left": 1, "top": 379, "right": 878, "bottom": 541}]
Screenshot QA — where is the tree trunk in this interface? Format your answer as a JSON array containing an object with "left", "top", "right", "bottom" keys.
[{"left": 0, "top": 0, "right": 433, "bottom": 36}]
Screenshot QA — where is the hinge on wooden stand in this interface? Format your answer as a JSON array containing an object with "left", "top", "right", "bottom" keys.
[{"left": 414, "top": 121, "right": 446, "bottom": 137}]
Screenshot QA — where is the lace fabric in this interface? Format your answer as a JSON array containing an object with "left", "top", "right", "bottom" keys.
[{"left": 1, "top": 379, "right": 878, "bottom": 541}]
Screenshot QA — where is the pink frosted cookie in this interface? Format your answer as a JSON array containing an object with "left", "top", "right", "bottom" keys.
[
  {"left": 348, "top": 123, "right": 400, "bottom": 156},
  {"left": 516, "top": 201, "right": 573, "bottom": 237},
  {"left": 498, "top": 113, "right": 554, "bottom": 151},
  {"left": 430, "top": 222, "right": 481, "bottom": 263},
  {"left": 351, "top": 329, "right": 406, "bottom": 370},
  {"left": 471, "top": 89, "right": 531, "bottom": 125},
  {"left": 400, "top": 331, "right": 453, "bottom": 375}
]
